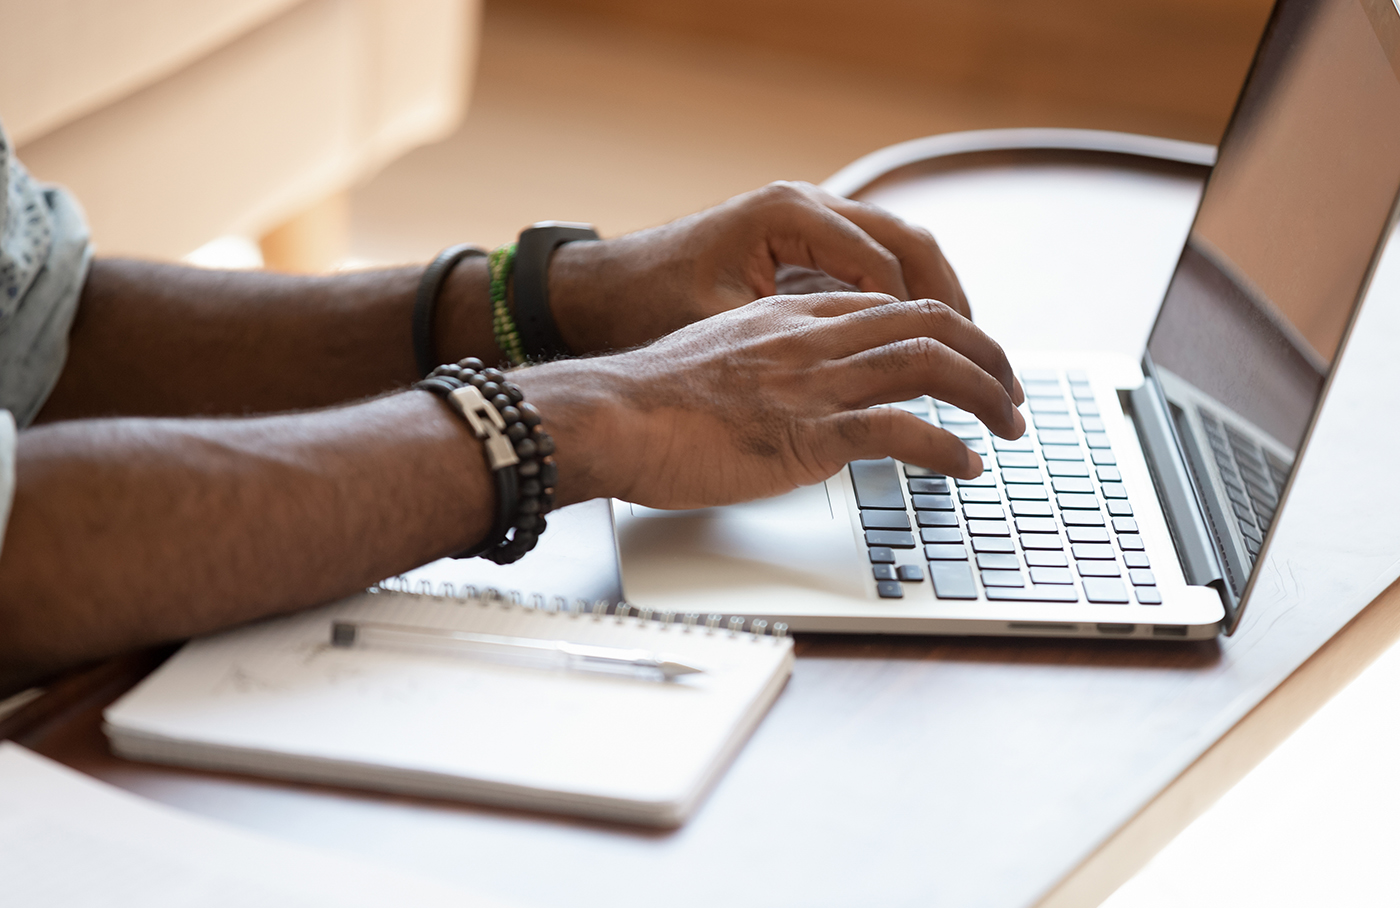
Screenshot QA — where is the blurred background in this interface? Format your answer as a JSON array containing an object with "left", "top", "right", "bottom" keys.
[
  {"left": 4, "top": 0, "right": 1274, "bottom": 271},
  {"left": 17, "top": 2, "right": 1400, "bottom": 906}
]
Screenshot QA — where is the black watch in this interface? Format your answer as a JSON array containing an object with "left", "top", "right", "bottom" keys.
[{"left": 513, "top": 221, "right": 599, "bottom": 360}]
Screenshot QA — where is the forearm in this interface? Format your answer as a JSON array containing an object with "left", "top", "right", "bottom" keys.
[
  {"left": 39, "top": 257, "right": 504, "bottom": 420},
  {"left": 0, "top": 392, "right": 498, "bottom": 690}
]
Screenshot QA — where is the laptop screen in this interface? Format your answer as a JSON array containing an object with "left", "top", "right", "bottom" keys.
[{"left": 1144, "top": 0, "right": 1400, "bottom": 602}]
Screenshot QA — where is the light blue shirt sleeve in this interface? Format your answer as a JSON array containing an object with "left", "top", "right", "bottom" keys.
[{"left": 0, "top": 121, "right": 94, "bottom": 559}]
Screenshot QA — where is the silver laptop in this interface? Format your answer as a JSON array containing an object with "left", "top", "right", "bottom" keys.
[{"left": 615, "top": 0, "right": 1400, "bottom": 639}]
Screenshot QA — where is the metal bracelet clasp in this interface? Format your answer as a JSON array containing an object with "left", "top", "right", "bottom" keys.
[{"left": 447, "top": 385, "right": 520, "bottom": 470}]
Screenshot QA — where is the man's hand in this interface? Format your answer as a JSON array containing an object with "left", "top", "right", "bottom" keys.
[
  {"left": 516, "top": 292, "right": 1023, "bottom": 510},
  {"left": 545, "top": 181, "right": 969, "bottom": 355}
]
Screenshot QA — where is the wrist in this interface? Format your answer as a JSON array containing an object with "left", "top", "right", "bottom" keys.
[{"left": 510, "top": 358, "right": 638, "bottom": 506}]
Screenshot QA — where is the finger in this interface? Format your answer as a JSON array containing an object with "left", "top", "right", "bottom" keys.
[
  {"left": 819, "top": 298, "right": 1022, "bottom": 406},
  {"left": 800, "top": 184, "right": 971, "bottom": 318},
  {"left": 786, "top": 290, "right": 899, "bottom": 319},
  {"left": 807, "top": 407, "right": 984, "bottom": 480},
  {"left": 755, "top": 186, "right": 910, "bottom": 300},
  {"left": 830, "top": 336, "right": 1026, "bottom": 439}
]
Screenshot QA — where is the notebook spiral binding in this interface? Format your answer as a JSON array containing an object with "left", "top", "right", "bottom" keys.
[{"left": 371, "top": 576, "right": 789, "bottom": 639}]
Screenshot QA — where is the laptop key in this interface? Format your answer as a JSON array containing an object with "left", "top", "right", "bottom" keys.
[
  {"left": 1072, "top": 543, "right": 1116, "bottom": 560},
  {"left": 925, "top": 543, "right": 968, "bottom": 560},
  {"left": 1106, "top": 500, "right": 1133, "bottom": 517},
  {"left": 897, "top": 564, "right": 925, "bottom": 582},
  {"left": 1041, "top": 445, "right": 1084, "bottom": 461},
  {"left": 1005, "top": 484, "right": 1050, "bottom": 500},
  {"left": 1019, "top": 533, "right": 1063, "bottom": 550},
  {"left": 903, "top": 464, "right": 944, "bottom": 478},
  {"left": 1076, "top": 400, "right": 1100, "bottom": 416},
  {"left": 1033, "top": 413, "right": 1075, "bottom": 430},
  {"left": 850, "top": 459, "right": 906, "bottom": 509},
  {"left": 866, "top": 530, "right": 916, "bottom": 548},
  {"left": 1025, "top": 550, "right": 1069, "bottom": 567},
  {"left": 976, "top": 552, "right": 1020, "bottom": 570},
  {"left": 997, "top": 452, "right": 1039, "bottom": 468},
  {"left": 907, "top": 477, "right": 950, "bottom": 495},
  {"left": 1014, "top": 516, "right": 1058, "bottom": 534},
  {"left": 1096, "top": 466, "right": 1122, "bottom": 482},
  {"left": 1029, "top": 398, "right": 1070, "bottom": 413},
  {"left": 862, "top": 510, "right": 911, "bottom": 530},
  {"left": 1239, "top": 521, "right": 1263, "bottom": 544},
  {"left": 1123, "top": 551, "right": 1151, "bottom": 569},
  {"left": 992, "top": 435, "right": 1036, "bottom": 452},
  {"left": 1066, "top": 526, "right": 1109, "bottom": 544},
  {"left": 1100, "top": 483, "right": 1128, "bottom": 499},
  {"left": 1128, "top": 569, "right": 1156, "bottom": 586},
  {"left": 1057, "top": 493, "right": 1100, "bottom": 510},
  {"left": 981, "top": 569, "right": 1026, "bottom": 588},
  {"left": 868, "top": 546, "right": 896, "bottom": 564},
  {"left": 1135, "top": 587, "right": 1163, "bottom": 605},
  {"left": 912, "top": 493, "right": 954, "bottom": 510},
  {"left": 957, "top": 473, "right": 998, "bottom": 488},
  {"left": 1083, "top": 577, "right": 1130, "bottom": 603},
  {"left": 1090, "top": 449, "right": 1117, "bottom": 466},
  {"left": 873, "top": 564, "right": 897, "bottom": 581},
  {"left": 1084, "top": 432, "right": 1112, "bottom": 449},
  {"left": 1062, "top": 511, "right": 1105, "bottom": 526},
  {"left": 972, "top": 537, "right": 1016, "bottom": 554},
  {"left": 1038, "top": 429, "right": 1079, "bottom": 446},
  {"left": 921, "top": 527, "right": 963, "bottom": 545},
  {"left": 876, "top": 580, "right": 904, "bottom": 599},
  {"left": 1078, "top": 561, "right": 1121, "bottom": 577},
  {"left": 916, "top": 510, "right": 958, "bottom": 527},
  {"left": 929, "top": 562, "right": 979, "bottom": 599},
  {"left": 1029, "top": 566, "right": 1074, "bottom": 585},
  {"left": 1117, "top": 534, "right": 1146, "bottom": 551},
  {"left": 1052, "top": 477, "right": 1094, "bottom": 494},
  {"left": 1112, "top": 517, "right": 1139, "bottom": 534},
  {"left": 985, "top": 585, "right": 1079, "bottom": 603},
  {"left": 959, "top": 487, "right": 1001, "bottom": 504},
  {"left": 1047, "top": 461, "right": 1090, "bottom": 477},
  {"left": 1001, "top": 468, "right": 1044, "bottom": 484},
  {"left": 963, "top": 504, "right": 1006, "bottom": 521},
  {"left": 966, "top": 520, "right": 1011, "bottom": 536},
  {"left": 1010, "top": 499, "right": 1053, "bottom": 517}
]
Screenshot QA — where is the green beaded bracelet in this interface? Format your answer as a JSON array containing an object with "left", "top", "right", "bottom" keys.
[{"left": 489, "top": 243, "right": 527, "bottom": 366}]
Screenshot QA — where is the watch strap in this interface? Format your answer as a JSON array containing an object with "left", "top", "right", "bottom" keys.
[{"left": 513, "top": 221, "right": 599, "bottom": 359}]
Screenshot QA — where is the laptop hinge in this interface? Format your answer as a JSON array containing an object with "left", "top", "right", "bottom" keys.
[{"left": 1125, "top": 381, "right": 1225, "bottom": 590}]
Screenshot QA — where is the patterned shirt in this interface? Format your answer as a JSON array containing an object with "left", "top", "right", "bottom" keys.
[{"left": 0, "top": 122, "right": 93, "bottom": 556}]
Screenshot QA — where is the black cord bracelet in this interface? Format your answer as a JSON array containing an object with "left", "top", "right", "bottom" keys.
[
  {"left": 414, "top": 358, "right": 557, "bottom": 564},
  {"left": 413, "top": 244, "right": 487, "bottom": 379}
]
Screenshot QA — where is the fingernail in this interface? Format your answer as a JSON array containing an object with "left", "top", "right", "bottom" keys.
[{"left": 1011, "top": 407, "right": 1027, "bottom": 438}]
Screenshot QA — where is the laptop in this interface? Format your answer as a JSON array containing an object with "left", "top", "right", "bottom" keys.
[{"left": 615, "top": 0, "right": 1400, "bottom": 639}]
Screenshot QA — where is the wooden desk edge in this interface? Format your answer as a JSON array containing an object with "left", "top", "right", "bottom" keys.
[{"left": 1036, "top": 574, "right": 1400, "bottom": 907}]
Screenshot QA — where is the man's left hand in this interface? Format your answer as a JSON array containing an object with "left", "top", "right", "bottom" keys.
[{"left": 545, "top": 181, "right": 969, "bottom": 354}]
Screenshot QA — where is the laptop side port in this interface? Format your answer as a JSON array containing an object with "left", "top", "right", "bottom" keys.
[
  {"left": 1153, "top": 624, "right": 1189, "bottom": 637},
  {"left": 1096, "top": 623, "right": 1135, "bottom": 635}
]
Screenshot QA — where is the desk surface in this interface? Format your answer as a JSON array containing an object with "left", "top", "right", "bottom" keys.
[{"left": 13, "top": 134, "right": 1400, "bottom": 908}]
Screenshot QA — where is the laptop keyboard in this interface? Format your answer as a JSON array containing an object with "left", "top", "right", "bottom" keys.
[
  {"left": 851, "top": 370, "right": 1161, "bottom": 606},
  {"left": 1195, "top": 407, "right": 1290, "bottom": 563}
]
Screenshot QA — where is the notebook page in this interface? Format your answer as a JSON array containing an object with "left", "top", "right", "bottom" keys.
[
  {"left": 106, "top": 592, "right": 793, "bottom": 817},
  {"left": 0, "top": 743, "right": 504, "bottom": 908}
]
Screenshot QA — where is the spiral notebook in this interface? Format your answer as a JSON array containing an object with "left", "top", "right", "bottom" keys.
[{"left": 103, "top": 584, "right": 795, "bottom": 827}]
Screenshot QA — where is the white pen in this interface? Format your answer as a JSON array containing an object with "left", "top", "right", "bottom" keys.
[{"left": 329, "top": 620, "right": 705, "bottom": 681}]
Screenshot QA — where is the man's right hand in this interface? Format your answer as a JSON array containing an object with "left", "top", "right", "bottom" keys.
[{"left": 514, "top": 291, "right": 1025, "bottom": 511}]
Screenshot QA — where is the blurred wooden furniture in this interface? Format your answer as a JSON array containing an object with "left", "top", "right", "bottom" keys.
[
  {"left": 500, "top": 0, "right": 1275, "bottom": 143},
  {"left": 9, "top": 130, "right": 1400, "bottom": 908},
  {"left": 2, "top": 0, "right": 479, "bottom": 270}
]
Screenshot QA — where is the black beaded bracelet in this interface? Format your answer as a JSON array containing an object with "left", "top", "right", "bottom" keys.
[{"left": 414, "top": 358, "right": 557, "bottom": 564}]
